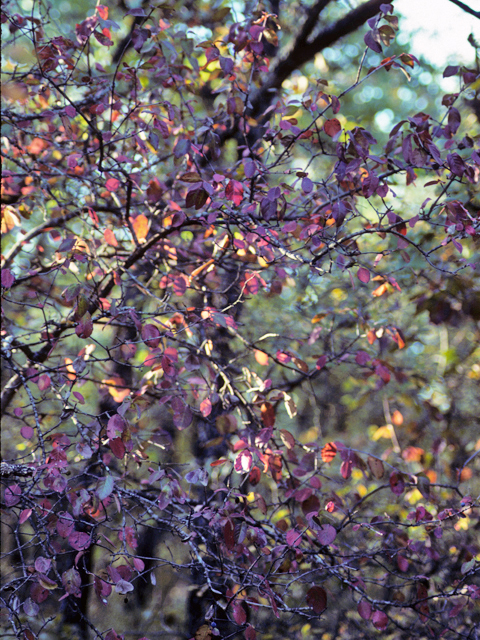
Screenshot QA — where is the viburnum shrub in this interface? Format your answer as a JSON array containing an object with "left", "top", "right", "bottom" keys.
[{"left": 1, "top": 1, "right": 479, "bottom": 639}]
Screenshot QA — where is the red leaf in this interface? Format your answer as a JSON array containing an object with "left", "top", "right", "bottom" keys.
[
  {"left": 389, "top": 471, "right": 405, "bottom": 495},
  {"left": 224, "top": 520, "right": 235, "bottom": 550},
  {"left": 72, "top": 391, "right": 85, "bottom": 404},
  {"left": 200, "top": 397, "right": 212, "bottom": 417},
  {"left": 75, "top": 312, "right": 93, "bottom": 339},
  {"left": 306, "top": 586, "right": 327, "bottom": 614},
  {"left": 372, "top": 610, "right": 389, "bottom": 630},
  {"left": 358, "top": 600, "right": 372, "bottom": 620},
  {"left": 340, "top": 460, "right": 352, "bottom": 479},
  {"left": 105, "top": 178, "right": 120, "bottom": 192},
  {"left": 172, "top": 274, "right": 189, "bottom": 296},
  {"left": 107, "top": 414, "right": 126, "bottom": 439},
  {"left": 261, "top": 402, "right": 275, "bottom": 428},
  {"left": 19, "top": 508, "right": 33, "bottom": 524},
  {"left": 248, "top": 466, "right": 261, "bottom": 485},
  {"left": 110, "top": 437, "right": 126, "bottom": 459},
  {"left": 133, "top": 557, "right": 145, "bottom": 572},
  {"left": 245, "top": 625, "right": 257, "bottom": 640},
  {"left": 142, "top": 324, "right": 161, "bottom": 348},
  {"left": 232, "top": 602, "right": 247, "bottom": 625},
  {"left": 357, "top": 267, "right": 370, "bottom": 283},
  {"left": 94, "top": 576, "right": 112, "bottom": 602},
  {"left": 397, "top": 554, "right": 409, "bottom": 572},
  {"left": 225, "top": 179, "right": 244, "bottom": 206},
  {"left": 173, "top": 403, "right": 193, "bottom": 430},
  {"left": 324, "top": 118, "right": 341, "bottom": 137}
]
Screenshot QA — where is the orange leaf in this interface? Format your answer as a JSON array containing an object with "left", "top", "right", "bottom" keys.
[
  {"left": 210, "top": 459, "right": 228, "bottom": 467},
  {"left": 321, "top": 442, "right": 337, "bottom": 463},
  {"left": 392, "top": 409, "right": 403, "bottom": 426},
  {"left": 190, "top": 259, "right": 215, "bottom": 278},
  {"left": 64, "top": 358, "right": 77, "bottom": 381},
  {"left": 132, "top": 214, "right": 149, "bottom": 241},
  {"left": 104, "top": 228, "right": 118, "bottom": 247},
  {"left": 254, "top": 349, "right": 269, "bottom": 366},
  {"left": 372, "top": 282, "right": 388, "bottom": 297},
  {"left": 97, "top": 5, "right": 108, "bottom": 20},
  {"left": 102, "top": 377, "right": 130, "bottom": 403}
]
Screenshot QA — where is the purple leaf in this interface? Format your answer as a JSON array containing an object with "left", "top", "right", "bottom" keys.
[
  {"left": 357, "top": 267, "right": 370, "bottom": 283},
  {"left": 317, "top": 524, "right": 337, "bottom": 545},
  {"left": 364, "top": 30, "right": 382, "bottom": 53}
]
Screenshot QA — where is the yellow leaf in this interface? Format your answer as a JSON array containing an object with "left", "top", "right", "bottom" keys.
[
  {"left": 38, "top": 575, "right": 58, "bottom": 590},
  {"left": 1, "top": 206, "right": 21, "bottom": 232},
  {"left": 372, "top": 425, "right": 392, "bottom": 440}
]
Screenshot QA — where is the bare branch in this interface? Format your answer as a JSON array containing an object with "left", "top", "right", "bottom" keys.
[{"left": 448, "top": 0, "right": 480, "bottom": 18}]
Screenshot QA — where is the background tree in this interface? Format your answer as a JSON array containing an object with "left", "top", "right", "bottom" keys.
[{"left": 1, "top": 1, "right": 479, "bottom": 640}]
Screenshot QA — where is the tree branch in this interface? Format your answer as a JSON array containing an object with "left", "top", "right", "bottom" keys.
[
  {"left": 448, "top": 0, "right": 480, "bottom": 19},
  {"left": 250, "top": 0, "right": 385, "bottom": 118}
]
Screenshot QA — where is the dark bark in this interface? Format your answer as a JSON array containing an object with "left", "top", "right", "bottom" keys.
[
  {"left": 250, "top": 0, "right": 385, "bottom": 119},
  {"left": 448, "top": 0, "right": 480, "bottom": 19}
]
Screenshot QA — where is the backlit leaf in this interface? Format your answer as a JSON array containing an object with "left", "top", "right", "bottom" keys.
[
  {"left": 132, "top": 214, "right": 149, "bottom": 241},
  {"left": 321, "top": 442, "right": 337, "bottom": 463}
]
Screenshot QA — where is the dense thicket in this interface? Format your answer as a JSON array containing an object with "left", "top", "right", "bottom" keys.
[{"left": 1, "top": 1, "right": 479, "bottom": 639}]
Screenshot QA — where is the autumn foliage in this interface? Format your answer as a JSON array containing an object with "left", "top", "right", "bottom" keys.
[{"left": 1, "top": 1, "right": 479, "bottom": 639}]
